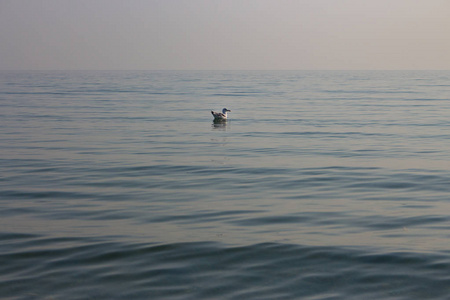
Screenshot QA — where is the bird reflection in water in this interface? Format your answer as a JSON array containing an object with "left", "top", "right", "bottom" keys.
[{"left": 212, "top": 119, "right": 228, "bottom": 130}]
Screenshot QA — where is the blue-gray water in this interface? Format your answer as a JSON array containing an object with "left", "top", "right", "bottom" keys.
[{"left": 1, "top": 70, "right": 450, "bottom": 299}]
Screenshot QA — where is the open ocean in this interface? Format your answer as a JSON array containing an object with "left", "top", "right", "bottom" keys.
[{"left": 1, "top": 70, "right": 450, "bottom": 299}]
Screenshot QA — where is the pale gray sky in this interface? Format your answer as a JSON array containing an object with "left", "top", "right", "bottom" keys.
[{"left": 1, "top": 0, "right": 449, "bottom": 70}]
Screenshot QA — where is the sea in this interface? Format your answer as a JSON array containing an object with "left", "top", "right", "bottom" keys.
[{"left": 1, "top": 70, "right": 450, "bottom": 299}]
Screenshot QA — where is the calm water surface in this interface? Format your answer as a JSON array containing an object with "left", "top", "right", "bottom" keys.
[{"left": 1, "top": 70, "right": 450, "bottom": 299}]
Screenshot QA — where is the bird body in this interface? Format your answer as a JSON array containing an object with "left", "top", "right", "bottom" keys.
[{"left": 211, "top": 108, "right": 231, "bottom": 121}]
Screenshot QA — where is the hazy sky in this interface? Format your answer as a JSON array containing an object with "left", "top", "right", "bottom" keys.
[{"left": 1, "top": 0, "right": 449, "bottom": 70}]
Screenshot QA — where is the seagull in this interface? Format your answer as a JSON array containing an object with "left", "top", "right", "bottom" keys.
[{"left": 211, "top": 108, "right": 231, "bottom": 121}]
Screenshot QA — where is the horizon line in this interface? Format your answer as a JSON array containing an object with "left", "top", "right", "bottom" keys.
[{"left": 1, "top": 69, "right": 450, "bottom": 72}]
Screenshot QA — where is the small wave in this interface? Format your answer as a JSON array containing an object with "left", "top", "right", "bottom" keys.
[{"left": 1, "top": 239, "right": 450, "bottom": 299}]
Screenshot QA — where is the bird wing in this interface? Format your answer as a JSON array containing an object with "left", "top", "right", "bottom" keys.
[{"left": 211, "top": 111, "right": 225, "bottom": 118}]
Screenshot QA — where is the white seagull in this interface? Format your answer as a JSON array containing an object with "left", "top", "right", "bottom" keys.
[{"left": 211, "top": 108, "right": 231, "bottom": 121}]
